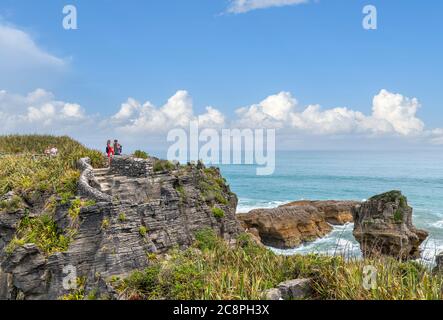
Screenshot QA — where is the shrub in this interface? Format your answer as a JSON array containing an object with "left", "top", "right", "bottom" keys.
[
  {"left": 133, "top": 150, "right": 149, "bottom": 159},
  {"left": 101, "top": 218, "right": 110, "bottom": 230},
  {"left": 212, "top": 207, "right": 225, "bottom": 219},
  {"left": 5, "top": 213, "right": 72, "bottom": 255},
  {"left": 153, "top": 160, "right": 176, "bottom": 172},
  {"left": 194, "top": 228, "right": 218, "bottom": 251},
  {"left": 118, "top": 212, "right": 127, "bottom": 222},
  {"left": 115, "top": 230, "right": 443, "bottom": 300},
  {"left": 139, "top": 226, "right": 148, "bottom": 237},
  {"left": 394, "top": 209, "right": 403, "bottom": 223},
  {"left": 0, "top": 195, "right": 23, "bottom": 212}
]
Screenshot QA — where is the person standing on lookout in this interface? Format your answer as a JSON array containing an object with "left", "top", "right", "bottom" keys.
[
  {"left": 114, "top": 139, "right": 122, "bottom": 156},
  {"left": 106, "top": 140, "right": 114, "bottom": 165}
]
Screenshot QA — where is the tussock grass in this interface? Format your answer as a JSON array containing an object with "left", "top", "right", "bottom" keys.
[
  {"left": 0, "top": 135, "right": 105, "bottom": 255},
  {"left": 0, "top": 135, "right": 105, "bottom": 199},
  {"left": 115, "top": 229, "right": 443, "bottom": 300}
]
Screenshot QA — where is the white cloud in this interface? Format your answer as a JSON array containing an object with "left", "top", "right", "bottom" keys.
[
  {"left": 0, "top": 24, "right": 65, "bottom": 71},
  {"left": 1, "top": 88, "right": 440, "bottom": 148},
  {"left": 227, "top": 0, "right": 309, "bottom": 14},
  {"left": 235, "top": 91, "right": 297, "bottom": 128},
  {"left": 369, "top": 89, "right": 424, "bottom": 136},
  {"left": 198, "top": 106, "right": 226, "bottom": 128},
  {"left": 0, "top": 89, "right": 88, "bottom": 134},
  {"left": 111, "top": 90, "right": 226, "bottom": 133},
  {"left": 235, "top": 89, "right": 428, "bottom": 137}
]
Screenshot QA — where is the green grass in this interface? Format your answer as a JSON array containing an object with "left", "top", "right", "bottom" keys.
[
  {"left": 5, "top": 212, "right": 73, "bottom": 256},
  {"left": 0, "top": 135, "right": 105, "bottom": 202},
  {"left": 115, "top": 229, "right": 443, "bottom": 300},
  {"left": 0, "top": 135, "right": 105, "bottom": 256},
  {"left": 101, "top": 218, "right": 110, "bottom": 230},
  {"left": 139, "top": 226, "right": 148, "bottom": 237},
  {"left": 394, "top": 209, "right": 404, "bottom": 223},
  {"left": 0, "top": 195, "right": 23, "bottom": 212},
  {"left": 199, "top": 168, "right": 230, "bottom": 206},
  {"left": 133, "top": 150, "right": 149, "bottom": 159},
  {"left": 212, "top": 207, "right": 225, "bottom": 219},
  {"left": 118, "top": 212, "right": 127, "bottom": 222},
  {"left": 153, "top": 160, "right": 175, "bottom": 172}
]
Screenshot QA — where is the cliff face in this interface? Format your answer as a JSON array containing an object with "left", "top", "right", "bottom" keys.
[
  {"left": 0, "top": 156, "right": 242, "bottom": 300},
  {"left": 237, "top": 201, "right": 359, "bottom": 249}
]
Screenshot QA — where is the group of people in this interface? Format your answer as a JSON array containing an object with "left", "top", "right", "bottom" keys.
[
  {"left": 106, "top": 139, "right": 123, "bottom": 164},
  {"left": 44, "top": 146, "right": 58, "bottom": 157}
]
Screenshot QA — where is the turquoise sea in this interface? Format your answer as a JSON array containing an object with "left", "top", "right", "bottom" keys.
[{"left": 217, "top": 151, "right": 443, "bottom": 262}]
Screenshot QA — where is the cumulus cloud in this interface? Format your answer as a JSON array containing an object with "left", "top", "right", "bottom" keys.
[
  {"left": 1, "top": 88, "right": 441, "bottom": 147},
  {"left": 0, "top": 24, "right": 65, "bottom": 72},
  {"left": 235, "top": 89, "right": 427, "bottom": 137},
  {"left": 235, "top": 91, "right": 297, "bottom": 128},
  {"left": 0, "top": 89, "right": 88, "bottom": 134},
  {"left": 111, "top": 90, "right": 226, "bottom": 133},
  {"left": 227, "top": 0, "right": 309, "bottom": 14}
]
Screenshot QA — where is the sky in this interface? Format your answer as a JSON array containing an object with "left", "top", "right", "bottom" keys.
[{"left": 0, "top": 0, "right": 442, "bottom": 152}]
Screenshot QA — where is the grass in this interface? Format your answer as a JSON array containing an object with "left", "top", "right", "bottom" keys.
[
  {"left": 139, "top": 226, "right": 148, "bottom": 237},
  {"left": 114, "top": 229, "right": 443, "bottom": 300},
  {"left": 394, "top": 209, "right": 404, "bottom": 223},
  {"left": 153, "top": 160, "right": 175, "bottom": 172},
  {"left": 68, "top": 198, "right": 96, "bottom": 221},
  {"left": 199, "top": 168, "right": 230, "bottom": 205},
  {"left": 133, "top": 150, "right": 149, "bottom": 159},
  {"left": 0, "top": 135, "right": 105, "bottom": 203},
  {"left": 5, "top": 212, "right": 73, "bottom": 256},
  {"left": 101, "top": 218, "right": 110, "bottom": 230},
  {"left": 0, "top": 195, "right": 23, "bottom": 212},
  {"left": 0, "top": 135, "right": 105, "bottom": 256},
  {"left": 118, "top": 212, "right": 127, "bottom": 222},
  {"left": 212, "top": 207, "right": 225, "bottom": 219},
  {"left": 175, "top": 185, "right": 186, "bottom": 203}
]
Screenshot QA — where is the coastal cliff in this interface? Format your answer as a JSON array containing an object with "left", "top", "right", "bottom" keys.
[
  {"left": 1, "top": 136, "right": 443, "bottom": 301},
  {"left": 0, "top": 150, "right": 242, "bottom": 299}
]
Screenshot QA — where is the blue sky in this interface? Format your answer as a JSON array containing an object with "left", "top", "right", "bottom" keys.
[{"left": 0, "top": 0, "right": 442, "bottom": 150}]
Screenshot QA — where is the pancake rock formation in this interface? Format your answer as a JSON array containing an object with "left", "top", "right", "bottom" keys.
[
  {"left": 352, "top": 190, "right": 428, "bottom": 260},
  {"left": 0, "top": 156, "right": 242, "bottom": 300},
  {"left": 237, "top": 200, "right": 359, "bottom": 249}
]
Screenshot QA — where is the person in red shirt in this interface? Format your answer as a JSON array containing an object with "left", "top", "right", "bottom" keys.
[{"left": 106, "top": 140, "right": 114, "bottom": 165}]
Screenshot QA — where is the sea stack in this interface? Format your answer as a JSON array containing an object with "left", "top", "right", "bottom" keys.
[{"left": 352, "top": 190, "right": 428, "bottom": 260}]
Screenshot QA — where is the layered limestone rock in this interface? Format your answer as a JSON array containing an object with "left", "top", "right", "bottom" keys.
[
  {"left": 0, "top": 156, "right": 242, "bottom": 300},
  {"left": 352, "top": 191, "right": 428, "bottom": 260},
  {"left": 237, "top": 200, "right": 358, "bottom": 249},
  {"left": 281, "top": 200, "right": 359, "bottom": 225}
]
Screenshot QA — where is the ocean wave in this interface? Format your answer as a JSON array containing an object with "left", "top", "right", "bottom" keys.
[{"left": 236, "top": 199, "right": 294, "bottom": 213}]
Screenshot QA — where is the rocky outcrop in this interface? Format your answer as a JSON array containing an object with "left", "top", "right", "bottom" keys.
[
  {"left": 264, "top": 278, "right": 312, "bottom": 300},
  {"left": 281, "top": 200, "right": 359, "bottom": 225},
  {"left": 0, "top": 156, "right": 242, "bottom": 300},
  {"left": 237, "top": 200, "right": 358, "bottom": 249},
  {"left": 352, "top": 191, "right": 428, "bottom": 260}
]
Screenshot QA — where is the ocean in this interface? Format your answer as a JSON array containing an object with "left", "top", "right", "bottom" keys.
[{"left": 217, "top": 151, "right": 443, "bottom": 263}]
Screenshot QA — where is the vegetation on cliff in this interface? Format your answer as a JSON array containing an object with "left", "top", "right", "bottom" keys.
[
  {"left": 114, "top": 229, "right": 443, "bottom": 300},
  {"left": 0, "top": 135, "right": 105, "bottom": 256}
]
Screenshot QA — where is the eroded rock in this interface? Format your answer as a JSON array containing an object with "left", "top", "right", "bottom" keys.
[
  {"left": 237, "top": 200, "right": 359, "bottom": 249},
  {"left": 352, "top": 190, "right": 428, "bottom": 260}
]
